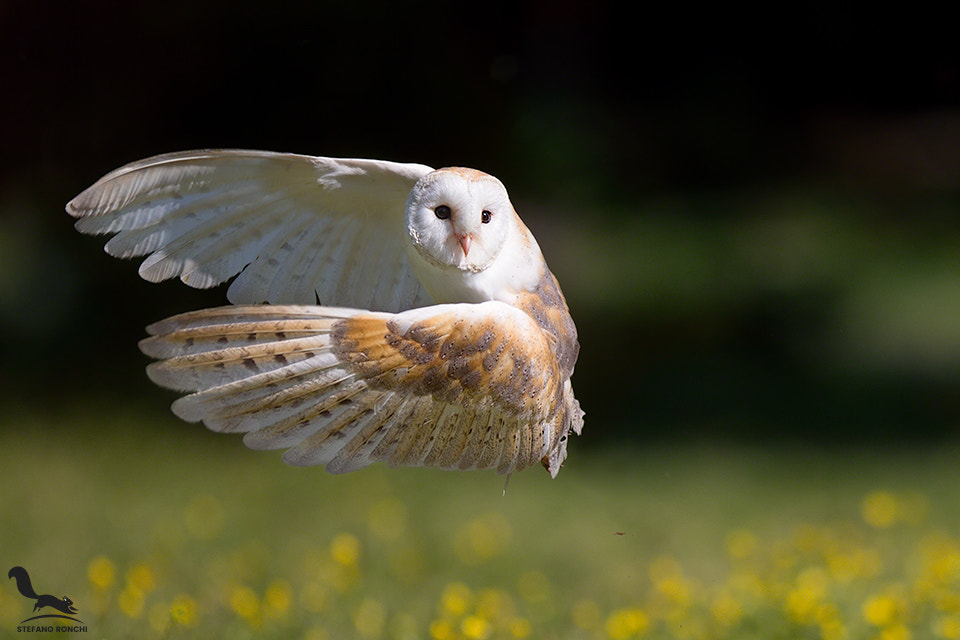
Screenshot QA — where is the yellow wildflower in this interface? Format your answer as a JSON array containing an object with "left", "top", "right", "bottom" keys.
[
  {"left": 604, "top": 607, "right": 649, "bottom": 640},
  {"left": 118, "top": 582, "right": 145, "bottom": 619},
  {"left": 933, "top": 613, "right": 960, "bottom": 639},
  {"left": 863, "top": 593, "right": 902, "bottom": 627},
  {"left": 87, "top": 556, "right": 116, "bottom": 590},
  {"left": 330, "top": 532, "right": 362, "bottom": 567},
  {"left": 919, "top": 534, "right": 960, "bottom": 586},
  {"left": 429, "top": 618, "right": 454, "bottom": 640},
  {"left": 440, "top": 582, "right": 472, "bottom": 617},
  {"left": 820, "top": 617, "right": 848, "bottom": 640},
  {"left": 264, "top": 579, "right": 292, "bottom": 619},
  {"left": 127, "top": 562, "right": 155, "bottom": 593},
  {"left": 880, "top": 623, "right": 912, "bottom": 640},
  {"left": 785, "top": 567, "right": 830, "bottom": 624},
  {"left": 827, "top": 546, "right": 882, "bottom": 583},
  {"left": 169, "top": 593, "right": 198, "bottom": 627},
  {"left": 649, "top": 554, "right": 693, "bottom": 607},
  {"left": 229, "top": 585, "right": 260, "bottom": 622},
  {"left": 710, "top": 591, "right": 743, "bottom": 627},
  {"left": 461, "top": 614, "right": 492, "bottom": 640}
]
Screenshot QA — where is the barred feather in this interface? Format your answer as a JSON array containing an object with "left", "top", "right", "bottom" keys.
[{"left": 140, "top": 303, "right": 582, "bottom": 475}]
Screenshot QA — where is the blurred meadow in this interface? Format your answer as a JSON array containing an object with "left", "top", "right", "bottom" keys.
[
  {"left": 8, "top": 411, "right": 960, "bottom": 639},
  {"left": 3, "top": 1, "right": 960, "bottom": 638}
]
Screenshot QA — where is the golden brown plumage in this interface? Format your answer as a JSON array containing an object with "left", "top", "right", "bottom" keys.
[{"left": 140, "top": 299, "right": 582, "bottom": 476}]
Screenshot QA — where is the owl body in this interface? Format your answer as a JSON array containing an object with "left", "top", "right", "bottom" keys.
[{"left": 69, "top": 150, "right": 583, "bottom": 476}]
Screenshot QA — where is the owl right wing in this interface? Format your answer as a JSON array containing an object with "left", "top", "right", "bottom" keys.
[
  {"left": 139, "top": 301, "right": 583, "bottom": 476},
  {"left": 67, "top": 150, "right": 434, "bottom": 312}
]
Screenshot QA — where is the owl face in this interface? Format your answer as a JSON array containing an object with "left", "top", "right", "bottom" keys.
[{"left": 405, "top": 168, "right": 513, "bottom": 273}]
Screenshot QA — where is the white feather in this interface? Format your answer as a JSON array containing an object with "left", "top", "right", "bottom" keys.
[{"left": 68, "top": 150, "right": 433, "bottom": 311}]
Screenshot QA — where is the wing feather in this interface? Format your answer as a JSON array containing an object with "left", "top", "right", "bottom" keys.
[
  {"left": 262, "top": 217, "right": 329, "bottom": 303},
  {"left": 324, "top": 392, "right": 407, "bottom": 473},
  {"left": 242, "top": 379, "right": 370, "bottom": 451},
  {"left": 68, "top": 150, "right": 434, "bottom": 311},
  {"left": 139, "top": 301, "right": 582, "bottom": 475},
  {"left": 284, "top": 390, "right": 393, "bottom": 466},
  {"left": 225, "top": 213, "right": 322, "bottom": 303},
  {"left": 181, "top": 199, "right": 307, "bottom": 289}
]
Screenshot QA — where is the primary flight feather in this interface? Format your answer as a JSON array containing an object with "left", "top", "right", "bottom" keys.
[{"left": 68, "top": 150, "right": 583, "bottom": 476}]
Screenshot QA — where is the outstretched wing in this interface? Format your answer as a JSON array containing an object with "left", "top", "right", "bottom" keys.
[
  {"left": 139, "top": 302, "right": 581, "bottom": 476},
  {"left": 67, "top": 150, "right": 434, "bottom": 312}
]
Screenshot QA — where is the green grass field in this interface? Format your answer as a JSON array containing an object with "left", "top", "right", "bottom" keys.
[{"left": 4, "top": 404, "right": 960, "bottom": 640}]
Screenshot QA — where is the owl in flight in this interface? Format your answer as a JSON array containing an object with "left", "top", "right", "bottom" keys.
[{"left": 68, "top": 150, "right": 583, "bottom": 477}]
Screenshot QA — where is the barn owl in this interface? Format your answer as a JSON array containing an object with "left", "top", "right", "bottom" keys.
[{"left": 67, "top": 150, "right": 583, "bottom": 477}]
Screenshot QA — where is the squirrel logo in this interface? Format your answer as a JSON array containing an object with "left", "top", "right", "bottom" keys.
[{"left": 8, "top": 566, "right": 79, "bottom": 617}]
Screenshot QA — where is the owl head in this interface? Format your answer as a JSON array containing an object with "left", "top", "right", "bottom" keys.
[{"left": 404, "top": 167, "right": 514, "bottom": 273}]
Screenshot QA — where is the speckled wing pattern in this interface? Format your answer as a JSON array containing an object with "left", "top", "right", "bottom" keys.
[
  {"left": 140, "top": 301, "right": 584, "bottom": 476},
  {"left": 66, "top": 150, "right": 434, "bottom": 312}
]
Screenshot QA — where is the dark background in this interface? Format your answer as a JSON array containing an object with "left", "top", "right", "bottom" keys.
[{"left": 2, "top": 0, "right": 959, "bottom": 448}]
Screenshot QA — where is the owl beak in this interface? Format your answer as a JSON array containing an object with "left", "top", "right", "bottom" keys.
[{"left": 456, "top": 233, "right": 472, "bottom": 257}]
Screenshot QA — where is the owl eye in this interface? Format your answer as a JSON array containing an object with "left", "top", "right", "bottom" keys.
[
  {"left": 434, "top": 205, "right": 452, "bottom": 220},
  {"left": 481, "top": 210, "right": 492, "bottom": 224}
]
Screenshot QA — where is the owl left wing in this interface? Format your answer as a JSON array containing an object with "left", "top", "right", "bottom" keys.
[
  {"left": 139, "top": 301, "right": 582, "bottom": 476},
  {"left": 67, "top": 150, "right": 434, "bottom": 312}
]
